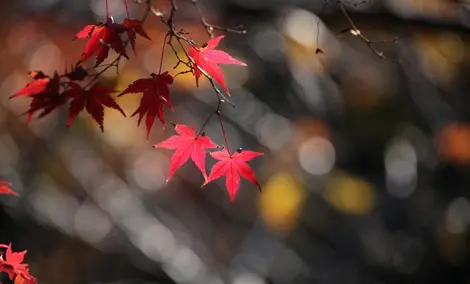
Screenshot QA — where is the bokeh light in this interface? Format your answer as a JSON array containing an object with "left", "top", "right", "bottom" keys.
[
  {"left": 325, "top": 172, "right": 375, "bottom": 215},
  {"left": 259, "top": 172, "right": 304, "bottom": 235}
]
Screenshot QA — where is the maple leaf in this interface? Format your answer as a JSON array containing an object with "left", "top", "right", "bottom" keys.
[
  {"left": 11, "top": 72, "right": 66, "bottom": 123},
  {"left": 26, "top": 78, "right": 67, "bottom": 123},
  {"left": 0, "top": 180, "right": 18, "bottom": 196},
  {"left": 122, "top": 18, "right": 151, "bottom": 53},
  {"left": 155, "top": 124, "right": 218, "bottom": 181},
  {"left": 10, "top": 71, "right": 51, "bottom": 99},
  {"left": 75, "top": 17, "right": 128, "bottom": 66},
  {"left": 119, "top": 72, "right": 173, "bottom": 139},
  {"left": 66, "top": 83, "right": 126, "bottom": 132},
  {"left": 188, "top": 35, "right": 246, "bottom": 96},
  {"left": 203, "top": 149, "right": 263, "bottom": 203},
  {"left": 0, "top": 244, "right": 37, "bottom": 284},
  {"left": 26, "top": 92, "right": 68, "bottom": 124}
]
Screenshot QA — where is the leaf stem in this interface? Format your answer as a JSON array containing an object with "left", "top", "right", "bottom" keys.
[
  {"left": 105, "top": 0, "right": 109, "bottom": 19},
  {"left": 159, "top": 33, "right": 169, "bottom": 74},
  {"left": 217, "top": 111, "right": 230, "bottom": 155},
  {"left": 124, "top": 0, "right": 130, "bottom": 18},
  {"left": 196, "top": 111, "right": 216, "bottom": 138}
]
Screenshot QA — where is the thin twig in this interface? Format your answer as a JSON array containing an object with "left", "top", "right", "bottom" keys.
[
  {"left": 123, "top": 0, "right": 130, "bottom": 18},
  {"left": 315, "top": 0, "right": 329, "bottom": 54},
  {"left": 173, "top": 69, "right": 193, "bottom": 78},
  {"left": 191, "top": 0, "right": 246, "bottom": 37},
  {"left": 216, "top": 110, "right": 230, "bottom": 154},
  {"left": 337, "top": 1, "right": 398, "bottom": 61}
]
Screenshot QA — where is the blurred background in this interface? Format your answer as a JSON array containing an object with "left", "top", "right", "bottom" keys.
[{"left": 1, "top": 0, "right": 470, "bottom": 283}]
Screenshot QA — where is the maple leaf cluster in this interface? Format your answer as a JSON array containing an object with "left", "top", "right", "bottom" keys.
[
  {"left": 9, "top": 12, "right": 152, "bottom": 131},
  {"left": 11, "top": 71, "right": 125, "bottom": 131},
  {"left": 0, "top": 3, "right": 265, "bottom": 284},
  {"left": 0, "top": 243, "right": 37, "bottom": 284},
  {"left": 75, "top": 16, "right": 150, "bottom": 66},
  {"left": 9, "top": 0, "right": 263, "bottom": 202},
  {"left": 156, "top": 124, "right": 263, "bottom": 202},
  {"left": 0, "top": 184, "right": 37, "bottom": 282}
]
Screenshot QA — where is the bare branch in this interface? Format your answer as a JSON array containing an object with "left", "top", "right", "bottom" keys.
[
  {"left": 191, "top": 0, "right": 247, "bottom": 37},
  {"left": 337, "top": 1, "right": 399, "bottom": 61},
  {"left": 316, "top": 0, "right": 398, "bottom": 61}
]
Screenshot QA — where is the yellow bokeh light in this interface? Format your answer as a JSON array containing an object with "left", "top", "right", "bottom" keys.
[
  {"left": 325, "top": 171, "right": 375, "bottom": 215},
  {"left": 259, "top": 172, "right": 304, "bottom": 235},
  {"left": 283, "top": 37, "right": 326, "bottom": 74}
]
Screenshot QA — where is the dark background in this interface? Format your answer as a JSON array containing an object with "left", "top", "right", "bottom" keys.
[{"left": 1, "top": 0, "right": 470, "bottom": 283}]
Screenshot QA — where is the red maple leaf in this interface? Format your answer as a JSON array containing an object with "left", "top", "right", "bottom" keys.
[
  {"left": 0, "top": 243, "right": 37, "bottom": 284},
  {"left": 122, "top": 18, "right": 151, "bottom": 53},
  {"left": 119, "top": 72, "right": 173, "bottom": 139},
  {"left": 0, "top": 180, "right": 18, "bottom": 196},
  {"left": 11, "top": 72, "right": 66, "bottom": 123},
  {"left": 11, "top": 71, "right": 51, "bottom": 99},
  {"left": 26, "top": 79, "right": 67, "bottom": 123},
  {"left": 75, "top": 17, "right": 128, "bottom": 66},
  {"left": 155, "top": 124, "right": 218, "bottom": 181},
  {"left": 203, "top": 149, "right": 263, "bottom": 203},
  {"left": 188, "top": 35, "right": 246, "bottom": 96},
  {"left": 66, "top": 83, "right": 126, "bottom": 131}
]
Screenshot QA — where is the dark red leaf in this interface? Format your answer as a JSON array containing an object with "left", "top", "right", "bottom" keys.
[
  {"left": 119, "top": 72, "right": 173, "bottom": 139},
  {"left": 203, "top": 148, "right": 263, "bottom": 203},
  {"left": 155, "top": 124, "right": 218, "bottom": 181},
  {"left": 66, "top": 83, "right": 126, "bottom": 131},
  {"left": 10, "top": 72, "right": 66, "bottom": 123},
  {"left": 122, "top": 18, "right": 151, "bottom": 54}
]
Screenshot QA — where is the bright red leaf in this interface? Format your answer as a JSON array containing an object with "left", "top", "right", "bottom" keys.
[
  {"left": 0, "top": 243, "right": 37, "bottom": 284},
  {"left": 188, "top": 35, "right": 246, "bottom": 96},
  {"left": 203, "top": 148, "right": 263, "bottom": 203},
  {"left": 122, "top": 18, "right": 151, "bottom": 53},
  {"left": 75, "top": 17, "right": 128, "bottom": 66},
  {"left": 155, "top": 124, "right": 218, "bottom": 181},
  {"left": 0, "top": 180, "right": 18, "bottom": 196},
  {"left": 10, "top": 78, "right": 49, "bottom": 99},
  {"left": 119, "top": 72, "right": 173, "bottom": 139},
  {"left": 66, "top": 83, "right": 126, "bottom": 132},
  {"left": 11, "top": 70, "right": 52, "bottom": 99}
]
